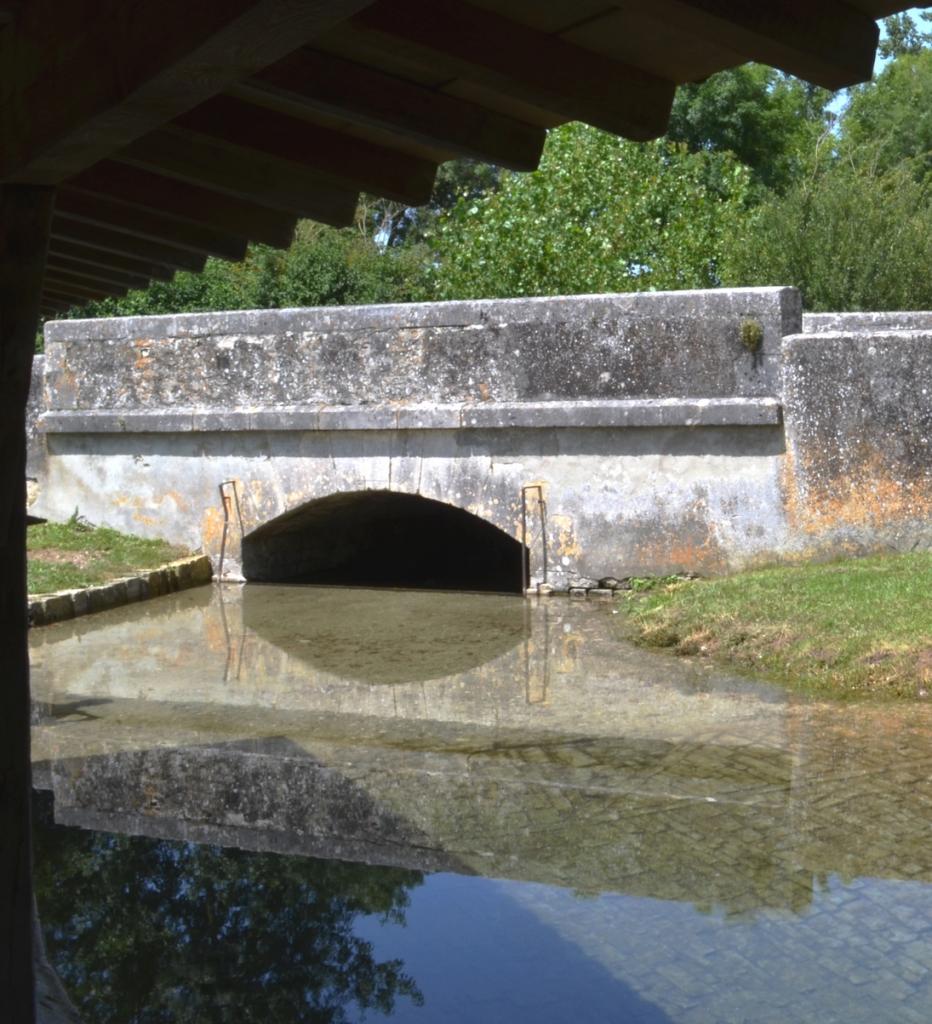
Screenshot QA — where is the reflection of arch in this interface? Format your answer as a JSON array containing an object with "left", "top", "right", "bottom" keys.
[
  {"left": 242, "top": 490, "right": 527, "bottom": 594},
  {"left": 242, "top": 586, "right": 529, "bottom": 684}
]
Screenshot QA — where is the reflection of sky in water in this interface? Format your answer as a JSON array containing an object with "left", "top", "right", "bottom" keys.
[
  {"left": 29, "top": 586, "right": 932, "bottom": 1022},
  {"left": 359, "top": 873, "right": 932, "bottom": 1024}
]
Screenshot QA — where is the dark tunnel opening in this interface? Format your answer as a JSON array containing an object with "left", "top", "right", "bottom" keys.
[{"left": 242, "top": 491, "right": 528, "bottom": 594}]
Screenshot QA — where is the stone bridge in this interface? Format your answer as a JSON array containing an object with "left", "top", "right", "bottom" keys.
[{"left": 29, "top": 289, "right": 932, "bottom": 591}]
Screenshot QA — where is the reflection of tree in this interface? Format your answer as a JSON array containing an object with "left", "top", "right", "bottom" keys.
[{"left": 33, "top": 792, "right": 424, "bottom": 1023}]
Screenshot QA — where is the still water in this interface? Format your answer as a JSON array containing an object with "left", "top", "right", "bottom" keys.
[{"left": 30, "top": 585, "right": 932, "bottom": 1023}]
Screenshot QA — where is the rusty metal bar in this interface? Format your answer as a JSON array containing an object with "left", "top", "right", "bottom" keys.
[
  {"left": 520, "top": 484, "right": 548, "bottom": 594},
  {"left": 520, "top": 487, "right": 529, "bottom": 595},
  {"left": 217, "top": 479, "right": 243, "bottom": 580}
]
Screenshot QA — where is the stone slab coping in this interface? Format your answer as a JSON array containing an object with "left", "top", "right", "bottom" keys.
[
  {"left": 28, "top": 555, "right": 212, "bottom": 627},
  {"left": 803, "top": 312, "right": 932, "bottom": 334},
  {"left": 44, "top": 287, "right": 799, "bottom": 342},
  {"left": 40, "top": 397, "right": 782, "bottom": 434},
  {"left": 784, "top": 328, "right": 932, "bottom": 344}
]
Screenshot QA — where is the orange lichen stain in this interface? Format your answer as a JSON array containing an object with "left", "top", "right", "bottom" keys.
[
  {"left": 133, "top": 338, "right": 155, "bottom": 374},
  {"left": 201, "top": 506, "right": 226, "bottom": 551},
  {"left": 787, "top": 449, "right": 932, "bottom": 534},
  {"left": 478, "top": 381, "right": 491, "bottom": 401},
  {"left": 550, "top": 514, "right": 582, "bottom": 559},
  {"left": 558, "top": 633, "right": 582, "bottom": 672},
  {"left": 629, "top": 505, "right": 728, "bottom": 575},
  {"left": 162, "top": 490, "right": 190, "bottom": 514}
]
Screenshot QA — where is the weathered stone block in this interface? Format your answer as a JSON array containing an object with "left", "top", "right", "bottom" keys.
[
  {"left": 782, "top": 330, "right": 932, "bottom": 549},
  {"left": 41, "top": 592, "right": 75, "bottom": 623}
]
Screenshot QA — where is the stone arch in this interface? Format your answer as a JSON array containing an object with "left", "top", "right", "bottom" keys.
[{"left": 242, "top": 490, "right": 527, "bottom": 594}]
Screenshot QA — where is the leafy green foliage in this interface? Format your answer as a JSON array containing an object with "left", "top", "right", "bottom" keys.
[
  {"left": 61, "top": 222, "right": 425, "bottom": 321},
  {"left": 722, "top": 153, "right": 932, "bottom": 311},
  {"left": 878, "top": 9, "right": 931, "bottom": 59},
  {"left": 666, "top": 64, "right": 832, "bottom": 193},
  {"left": 843, "top": 49, "right": 932, "bottom": 182},
  {"left": 421, "top": 124, "right": 750, "bottom": 300}
]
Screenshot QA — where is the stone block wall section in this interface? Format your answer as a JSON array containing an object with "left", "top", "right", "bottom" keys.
[{"left": 27, "top": 290, "right": 932, "bottom": 590}]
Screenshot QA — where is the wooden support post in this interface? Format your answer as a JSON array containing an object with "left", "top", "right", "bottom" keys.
[{"left": 0, "top": 184, "right": 54, "bottom": 1024}]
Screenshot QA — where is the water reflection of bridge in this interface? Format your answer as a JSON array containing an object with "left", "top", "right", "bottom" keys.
[{"left": 30, "top": 587, "right": 932, "bottom": 922}]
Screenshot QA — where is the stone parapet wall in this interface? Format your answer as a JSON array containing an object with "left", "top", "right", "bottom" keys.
[{"left": 42, "top": 287, "right": 798, "bottom": 411}]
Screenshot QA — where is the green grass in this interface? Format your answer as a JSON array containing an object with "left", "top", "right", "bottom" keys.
[
  {"left": 621, "top": 553, "right": 932, "bottom": 699},
  {"left": 27, "top": 514, "right": 188, "bottom": 595}
]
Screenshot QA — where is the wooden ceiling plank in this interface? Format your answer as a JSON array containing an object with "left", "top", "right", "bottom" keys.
[
  {"left": 45, "top": 255, "right": 150, "bottom": 291},
  {"left": 67, "top": 163, "right": 298, "bottom": 250},
  {"left": 174, "top": 95, "right": 437, "bottom": 205},
  {"left": 47, "top": 239, "right": 174, "bottom": 282},
  {"left": 55, "top": 190, "right": 247, "bottom": 261},
  {"left": 652, "top": 0, "right": 880, "bottom": 89},
  {"left": 116, "top": 127, "right": 359, "bottom": 227},
  {"left": 0, "top": 0, "right": 378, "bottom": 184},
  {"left": 40, "top": 300, "right": 73, "bottom": 315},
  {"left": 349, "top": 0, "right": 677, "bottom": 141},
  {"left": 50, "top": 220, "right": 207, "bottom": 274},
  {"left": 43, "top": 274, "right": 127, "bottom": 301},
  {"left": 248, "top": 47, "right": 546, "bottom": 171},
  {"left": 42, "top": 286, "right": 91, "bottom": 306}
]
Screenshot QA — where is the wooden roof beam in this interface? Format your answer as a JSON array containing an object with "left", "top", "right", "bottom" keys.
[
  {"left": 55, "top": 190, "right": 247, "bottom": 261},
  {"left": 50, "top": 220, "right": 207, "bottom": 274},
  {"left": 67, "top": 163, "right": 298, "bottom": 250},
  {"left": 47, "top": 239, "right": 174, "bottom": 282},
  {"left": 45, "top": 255, "right": 151, "bottom": 292},
  {"left": 116, "top": 127, "right": 360, "bottom": 226},
  {"left": 653, "top": 1, "right": 880, "bottom": 90},
  {"left": 350, "top": 0, "right": 676, "bottom": 141},
  {"left": 246, "top": 48, "right": 546, "bottom": 171},
  {"left": 175, "top": 96, "right": 437, "bottom": 205},
  {"left": 0, "top": 0, "right": 377, "bottom": 184},
  {"left": 44, "top": 274, "right": 127, "bottom": 301},
  {"left": 42, "top": 284, "right": 91, "bottom": 305}
]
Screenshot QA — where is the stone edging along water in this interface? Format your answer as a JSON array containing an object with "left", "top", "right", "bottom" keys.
[{"left": 28, "top": 554, "right": 213, "bottom": 627}]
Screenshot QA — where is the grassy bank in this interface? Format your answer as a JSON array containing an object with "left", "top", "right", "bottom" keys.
[
  {"left": 622, "top": 553, "right": 932, "bottom": 699},
  {"left": 27, "top": 515, "right": 188, "bottom": 595}
]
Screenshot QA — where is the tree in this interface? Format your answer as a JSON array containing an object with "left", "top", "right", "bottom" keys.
[
  {"left": 666, "top": 64, "right": 833, "bottom": 193},
  {"left": 723, "top": 152, "right": 932, "bottom": 311},
  {"left": 363, "top": 159, "right": 504, "bottom": 249},
  {"left": 58, "top": 219, "right": 426, "bottom": 322},
  {"left": 420, "top": 123, "right": 750, "bottom": 301},
  {"left": 842, "top": 49, "right": 932, "bottom": 182},
  {"left": 878, "top": 9, "right": 931, "bottom": 60}
]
